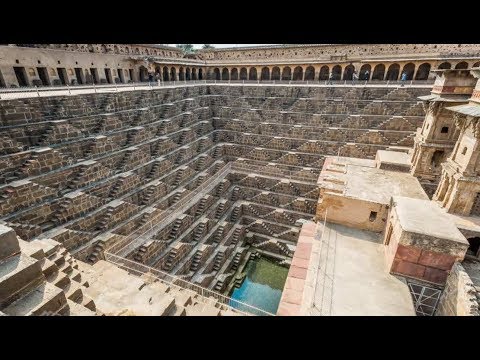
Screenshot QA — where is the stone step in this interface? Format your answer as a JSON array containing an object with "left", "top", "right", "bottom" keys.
[
  {"left": 186, "top": 302, "right": 221, "bottom": 316},
  {"left": 81, "top": 295, "right": 96, "bottom": 311},
  {"left": 66, "top": 299, "right": 96, "bottom": 316},
  {"left": 46, "top": 270, "right": 71, "bottom": 290},
  {"left": 168, "top": 304, "right": 186, "bottom": 316},
  {"left": 2, "top": 283, "right": 67, "bottom": 316},
  {"left": 0, "top": 253, "right": 43, "bottom": 307},
  {"left": 62, "top": 281, "right": 83, "bottom": 302},
  {"left": 170, "top": 290, "right": 193, "bottom": 307},
  {"left": 39, "top": 258, "right": 58, "bottom": 277}
]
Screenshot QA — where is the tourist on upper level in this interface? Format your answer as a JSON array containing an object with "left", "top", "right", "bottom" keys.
[
  {"left": 352, "top": 71, "right": 358, "bottom": 85},
  {"left": 400, "top": 71, "right": 407, "bottom": 86},
  {"left": 364, "top": 70, "right": 370, "bottom": 81},
  {"left": 327, "top": 72, "right": 334, "bottom": 85}
]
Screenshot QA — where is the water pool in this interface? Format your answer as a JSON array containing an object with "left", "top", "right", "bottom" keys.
[{"left": 229, "top": 257, "right": 289, "bottom": 315}]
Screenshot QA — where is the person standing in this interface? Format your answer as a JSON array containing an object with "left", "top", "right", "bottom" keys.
[
  {"left": 352, "top": 71, "right": 358, "bottom": 85},
  {"left": 327, "top": 72, "right": 334, "bottom": 85},
  {"left": 364, "top": 70, "right": 370, "bottom": 81},
  {"left": 400, "top": 71, "right": 407, "bottom": 86}
]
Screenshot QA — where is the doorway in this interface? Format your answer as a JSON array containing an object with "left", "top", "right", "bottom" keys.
[
  {"left": 0, "top": 69, "right": 5, "bottom": 87},
  {"left": 471, "top": 193, "right": 480, "bottom": 216},
  {"left": 14, "top": 67, "right": 29, "bottom": 87},
  {"left": 57, "top": 68, "right": 68, "bottom": 85},
  {"left": 36, "top": 67, "right": 50, "bottom": 86},
  {"left": 74, "top": 68, "right": 84, "bottom": 84},
  {"left": 117, "top": 68, "right": 124, "bottom": 83},
  {"left": 104, "top": 68, "right": 113, "bottom": 84},
  {"left": 90, "top": 68, "right": 99, "bottom": 84},
  {"left": 466, "top": 237, "right": 480, "bottom": 257},
  {"left": 129, "top": 69, "right": 134, "bottom": 82}
]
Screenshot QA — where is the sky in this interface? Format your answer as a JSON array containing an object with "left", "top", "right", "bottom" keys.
[{"left": 167, "top": 44, "right": 274, "bottom": 49}]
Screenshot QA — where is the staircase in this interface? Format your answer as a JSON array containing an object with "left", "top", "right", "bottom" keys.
[
  {"left": 190, "top": 250, "right": 203, "bottom": 272},
  {"left": 141, "top": 186, "right": 155, "bottom": 205},
  {"left": 212, "top": 147, "right": 222, "bottom": 159},
  {"left": 87, "top": 241, "right": 105, "bottom": 263},
  {"left": 230, "top": 252, "right": 242, "bottom": 271},
  {"left": 96, "top": 208, "right": 114, "bottom": 231},
  {"left": 163, "top": 249, "right": 178, "bottom": 271},
  {"left": 193, "top": 222, "right": 206, "bottom": 242},
  {"left": 195, "top": 198, "right": 207, "bottom": 217},
  {"left": 213, "top": 226, "right": 224, "bottom": 245},
  {"left": 213, "top": 251, "right": 225, "bottom": 271},
  {"left": 147, "top": 161, "right": 161, "bottom": 181},
  {"left": 214, "top": 202, "right": 225, "bottom": 220},
  {"left": 231, "top": 187, "right": 240, "bottom": 201},
  {"left": 195, "top": 156, "right": 206, "bottom": 171},
  {"left": 230, "top": 228, "right": 242, "bottom": 246},
  {"left": 173, "top": 168, "right": 184, "bottom": 187},
  {"left": 171, "top": 192, "right": 183, "bottom": 205},
  {"left": 216, "top": 182, "right": 225, "bottom": 196},
  {"left": 230, "top": 207, "right": 241, "bottom": 222},
  {"left": 168, "top": 219, "right": 183, "bottom": 241}
]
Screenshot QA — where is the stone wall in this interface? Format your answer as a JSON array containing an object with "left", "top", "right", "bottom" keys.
[{"left": 436, "top": 261, "right": 480, "bottom": 316}]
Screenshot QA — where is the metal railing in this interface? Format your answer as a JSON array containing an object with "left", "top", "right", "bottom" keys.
[
  {"left": 104, "top": 252, "right": 274, "bottom": 316},
  {"left": 107, "top": 162, "right": 232, "bottom": 257},
  {"left": 0, "top": 79, "right": 434, "bottom": 100}
]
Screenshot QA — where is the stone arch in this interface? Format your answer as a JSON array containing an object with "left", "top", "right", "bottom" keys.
[
  {"left": 304, "top": 66, "right": 315, "bottom": 80},
  {"left": 186, "top": 67, "right": 191, "bottom": 80},
  {"left": 293, "top": 66, "right": 303, "bottom": 81},
  {"left": 332, "top": 65, "right": 342, "bottom": 80},
  {"left": 100, "top": 44, "right": 107, "bottom": 53},
  {"left": 113, "top": 45, "right": 119, "bottom": 54},
  {"left": 222, "top": 68, "right": 229, "bottom": 80},
  {"left": 271, "top": 67, "right": 280, "bottom": 80},
  {"left": 455, "top": 61, "right": 468, "bottom": 69},
  {"left": 163, "top": 66, "right": 169, "bottom": 81},
  {"left": 170, "top": 67, "right": 176, "bottom": 81},
  {"left": 438, "top": 62, "right": 451, "bottom": 69},
  {"left": 240, "top": 68, "right": 247, "bottom": 80},
  {"left": 281, "top": 67, "right": 292, "bottom": 81},
  {"left": 155, "top": 66, "right": 161, "bottom": 78},
  {"left": 473, "top": 61, "right": 480, "bottom": 68},
  {"left": 231, "top": 68, "right": 238, "bottom": 80},
  {"left": 431, "top": 150, "right": 445, "bottom": 168},
  {"left": 372, "top": 64, "right": 385, "bottom": 80},
  {"left": 213, "top": 68, "right": 220, "bottom": 80},
  {"left": 145, "top": 49, "right": 149, "bottom": 55},
  {"left": 125, "top": 46, "right": 130, "bottom": 54},
  {"left": 360, "top": 64, "right": 371, "bottom": 80},
  {"left": 343, "top": 64, "right": 355, "bottom": 80},
  {"left": 386, "top": 64, "right": 400, "bottom": 80},
  {"left": 198, "top": 69, "right": 203, "bottom": 80},
  {"left": 319, "top": 66, "right": 329, "bottom": 80},
  {"left": 249, "top": 68, "right": 257, "bottom": 80},
  {"left": 467, "top": 237, "right": 480, "bottom": 257},
  {"left": 415, "top": 63, "right": 431, "bottom": 80},
  {"left": 179, "top": 67, "right": 185, "bottom": 81},
  {"left": 402, "top": 63, "right": 415, "bottom": 80},
  {"left": 261, "top": 67, "right": 270, "bottom": 81},
  {"left": 192, "top": 68, "right": 197, "bottom": 80},
  {"left": 135, "top": 48, "right": 140, "bottom": 55},
  {"left": 139, "top": 66, "right": 148, "bottom": 82}
]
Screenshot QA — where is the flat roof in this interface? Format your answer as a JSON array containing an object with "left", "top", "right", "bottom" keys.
[
  {"left": 315, "top": 222, "right": 415, "bottom": 315},
  {"left": 392, "top": 196, "right": 468, "bottom": 245},
  {"left": 343, "top": 163, "right": 428, "bottom": 204},
  {"left": 446, "top": 103, "right": 480, "bottom": 117},
  {"left": 376, "top": 150, "right": 411, "bottom": 167}
]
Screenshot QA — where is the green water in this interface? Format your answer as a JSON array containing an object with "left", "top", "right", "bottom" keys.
[{"left": 229, "top": 258, "right": 288, "bottom": 315}]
